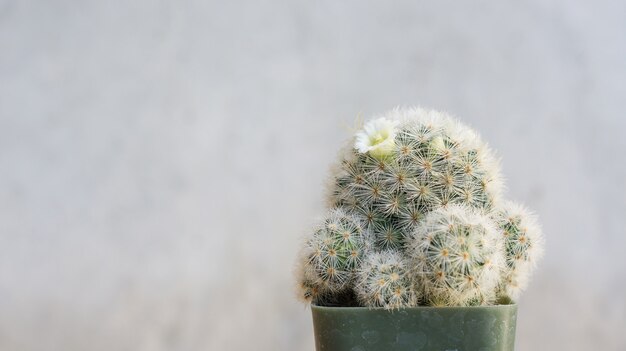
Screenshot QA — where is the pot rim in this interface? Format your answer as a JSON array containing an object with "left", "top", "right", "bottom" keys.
[{"left": 311, "top": 303, "right": 517, "bottom": 311}]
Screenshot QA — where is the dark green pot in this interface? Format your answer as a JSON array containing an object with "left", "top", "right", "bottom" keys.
[{"left": 311, "top": 304, "right": 517, "bottom": 351}]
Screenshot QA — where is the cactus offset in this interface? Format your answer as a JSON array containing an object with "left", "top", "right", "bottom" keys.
[
  {"left": 356, "top": 250, "right": 418, "bottom": 309},
  {"left": 408, "top": 205, "right": 504, "bottom": 306},
  {"left": 491, "top": 201, "right": 544, "bottom": 300},
  {"left": 297, "top": 208, "right": 369, "bottom": 301}
]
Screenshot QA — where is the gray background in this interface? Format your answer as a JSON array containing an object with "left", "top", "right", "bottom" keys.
[{"left": 1, "top": 0, "right": 625, "bottom": 350}]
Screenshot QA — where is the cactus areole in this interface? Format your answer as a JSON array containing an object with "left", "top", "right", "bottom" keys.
[{"left": 295, "top": 107, "right": 544, "bottom": 350}]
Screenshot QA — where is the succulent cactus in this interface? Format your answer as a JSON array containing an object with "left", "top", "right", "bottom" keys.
[
  {"left": 296, "top": 107, "right": 544, "bottom": 309},
  {"left": 491, "top": 201, "right": 544, "bottom": 300},
  {"left": 328, "top": 108, "right": 503, "bottom": 252},
  {"left": 355, "top": 250, "right": 418, "bottom": 309},
  {"left": 295, "top": 252, "right": 328, "bottom": 304},
  {"left": 295, "top": 258, "right": 360, "bottom": 307},
  {"left": 297, "top": 208, "right": 370, "bottom": 301},
  {"left": 408, "top": 205, "right": 504, "bottom": 306}
]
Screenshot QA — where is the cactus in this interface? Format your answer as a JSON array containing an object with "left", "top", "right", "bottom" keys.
[
  {"left": 491, "top": 201, "right": 544, "bottom": 300},
  {"left": 355, "top": 250, "right": 419, "bottom": 309},
  {"left": 329, "top": 108, "right": 503, "bottom": 252},
  {"left": 296, "top": 208, "right": 370, "bottom": 300},
  {"left": 408, "top": 205, "right": 504, "bottom": 306},
  {"left": 295, "top": 257, "right": 360, "bottom": 306},
  {"left": 296, "top": 107, "right": 544, "bottom": 309},
  {"left": 295, "top": 251, "right": 329, "bottom": 304}
]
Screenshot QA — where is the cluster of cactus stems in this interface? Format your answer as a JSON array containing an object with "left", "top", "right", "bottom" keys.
[{"left": 296, "top": 107, "right": 544, "bottom": 309}]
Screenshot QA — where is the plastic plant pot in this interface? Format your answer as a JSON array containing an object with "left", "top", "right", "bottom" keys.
[{"left": 311, "top": 303, "right": 517, "bottom": 351}]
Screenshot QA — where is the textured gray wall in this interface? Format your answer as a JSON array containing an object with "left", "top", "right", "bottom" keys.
[{"left": 1, "top": 1, "right": 625, "bottom": 350}]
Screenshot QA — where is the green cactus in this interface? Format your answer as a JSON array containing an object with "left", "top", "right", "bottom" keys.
[
  {"left": 408, "top": 205, "right": 504, "bottom": 306},
  {"left": 295, "top": 251, "right": 328, "bottom": 304},
  {"left": 296, "top": 107, "right": 544, "bottom": 309},
  {"left": 329, "top": 108, "right": 503, "bottom": 252},
  {"left": 491, "top": 201, "right": 544, "bottom": 300},
  {"left": 355, "top": 250, "right": 419, "bottom": 309},
  {"left": 297, "top": 208, "right": 369, "bottom": 302}
]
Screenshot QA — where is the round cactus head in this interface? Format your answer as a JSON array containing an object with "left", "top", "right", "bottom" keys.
[
  {"left": 329, "top": 108, "right": 503, "bottom": 252},
  {"left": 356, "top": 250, "right": 419, "bottom": 309},
  {"left": 491, "top": 201, "right": 544, "bottom": 301},
  {"left": 408, "top": 205, "right": 504, "bottom": 306},
  {"left": 297, "top": 208, "right": 370, "bottom": 301},
  {"left": 295, "top": 251, "right": 329, "bottom": 304}
]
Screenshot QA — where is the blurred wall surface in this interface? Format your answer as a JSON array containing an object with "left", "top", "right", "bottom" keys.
[{"left": 1, "top": 1, "right": 625, "bottom": 350}]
